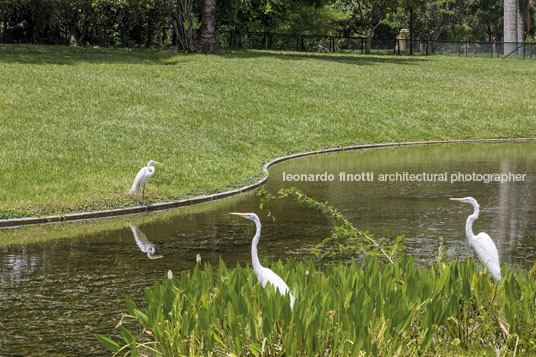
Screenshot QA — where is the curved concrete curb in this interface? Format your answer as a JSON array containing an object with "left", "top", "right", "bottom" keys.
[{"left": 1, "top": 138, "right": 533, "bottom": 228}]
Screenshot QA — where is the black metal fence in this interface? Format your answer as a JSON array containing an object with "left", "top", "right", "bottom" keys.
[
  {"left": 221, "top": 32, "right": 536, "bottom": 59},
  {"left": 2, "top": 25, "right": 534, "bottom": 59},
  {"left": 429, "top": 40, "right": 535, "bottom": 59},
  {"left": 222, "top": 32, "right": 367, "bottom": 53}
]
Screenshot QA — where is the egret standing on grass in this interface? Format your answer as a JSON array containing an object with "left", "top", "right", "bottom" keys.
[
  {"left": 129, "top": 160, "right": 163, "bottom": 205},
  {"left": 230, "top": 212, "right": 295, "bottom": 309},
  {"left": 450, "top": 197, "right": 501, "bottom": 281}
]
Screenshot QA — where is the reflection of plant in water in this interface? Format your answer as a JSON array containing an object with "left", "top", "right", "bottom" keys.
[{"left": 257, "top": 187, "right": 404, "bottom": 264}]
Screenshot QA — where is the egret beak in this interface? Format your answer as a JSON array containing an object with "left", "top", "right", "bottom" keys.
[
  {"left": 155, "top": 162, "right": 164, "bottom": 166},
  {"left": 450, "top": 197, "right": 466, "bottom": 202},
  {"left": 230, "top": 212, "right": 249, "bottom": 217}
]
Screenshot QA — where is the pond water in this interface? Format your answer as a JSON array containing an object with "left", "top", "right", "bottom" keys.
[{"left": 1, "top": 142, "right": 535, "bottom": 355}]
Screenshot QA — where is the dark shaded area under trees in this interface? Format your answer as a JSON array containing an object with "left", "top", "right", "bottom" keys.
[{"left": 0, "top": 0, "right": 534, "bottom": 49}]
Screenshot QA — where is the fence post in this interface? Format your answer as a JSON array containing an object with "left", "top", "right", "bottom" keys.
[{"left": 465, "top": 42, "right": 468, "bottom": 57}]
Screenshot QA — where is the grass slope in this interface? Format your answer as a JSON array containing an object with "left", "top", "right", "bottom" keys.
[{"left": 1, "top": 45, "right": 535, "bottom": 218}]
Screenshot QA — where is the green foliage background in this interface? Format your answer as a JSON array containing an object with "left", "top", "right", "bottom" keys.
[{"left": 1, "top": 0, "right": 534, "bottom": 45}]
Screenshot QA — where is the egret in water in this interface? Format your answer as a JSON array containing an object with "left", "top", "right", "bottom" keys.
[
  {"left": 129, "top": 160, "right": 163, "bottom": 205},
  {"left": 230, "top": 212, "right": 295, "bottom": 309},
  {"left": 450, "top": 197, "right": 501, "bottom": 281}
]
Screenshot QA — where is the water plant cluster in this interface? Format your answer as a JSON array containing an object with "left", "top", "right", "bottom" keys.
[
  {"left": 97, "top": 256, "right": 536, "bottom": 356},
  {"left": 97, "top": 189, "right": 536, "bottom": 355}
]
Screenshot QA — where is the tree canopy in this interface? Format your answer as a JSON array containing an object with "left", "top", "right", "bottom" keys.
[{"left": 0, "top": 0, "right": 534, "bottom": 46}]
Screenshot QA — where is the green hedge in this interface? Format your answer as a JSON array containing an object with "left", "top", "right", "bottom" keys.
[{"left": 0, "top": 0, "right": 174, "bottom": 46}]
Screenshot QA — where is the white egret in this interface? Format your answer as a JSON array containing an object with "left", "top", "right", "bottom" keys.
[
  {"left": 230, "top": 212, "right": 295, "bottom": 309},
  {"left": 450, "top": 197, "right": 501, "bottom": 281},
  {"left": 129, "top": 160, "right": 163, "bottom": 205}
]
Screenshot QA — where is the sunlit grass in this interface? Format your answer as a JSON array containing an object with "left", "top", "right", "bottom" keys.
[{"left": 1, "top": 45, "right": 535, "bottom": 218}]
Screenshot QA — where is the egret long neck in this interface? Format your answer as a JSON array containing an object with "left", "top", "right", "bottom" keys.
[
  {"left": 251, "top": 219, "right": 263, "bottom": 276},
  {"left": 465, "top": 203, "right": 479, "bottom": 240},
  {"left": 147, "top": 165, "right": 155, "bottom": 177}
]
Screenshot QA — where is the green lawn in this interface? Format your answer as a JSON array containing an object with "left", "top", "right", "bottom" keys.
[{"left": 1, "top": 45, "right": 535, "bottom": 218}]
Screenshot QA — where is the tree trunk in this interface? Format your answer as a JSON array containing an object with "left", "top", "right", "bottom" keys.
[
  {"left": 516, "top": 2, "right": 525, "bottom": 56},
  {"left": 197, "top": 0, "right": 219, "bottom": 53},
  {"left": 504, "top": 0, "right": 517, "bottom": 55}
]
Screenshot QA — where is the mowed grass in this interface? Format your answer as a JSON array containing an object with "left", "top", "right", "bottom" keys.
[{"left": 0, "top": 45, "right": 535, "bottom": 218}]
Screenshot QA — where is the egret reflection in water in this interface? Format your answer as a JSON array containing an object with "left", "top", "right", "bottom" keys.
[{"left": 129, "top": 221, "right": 163, "bottom": 260}]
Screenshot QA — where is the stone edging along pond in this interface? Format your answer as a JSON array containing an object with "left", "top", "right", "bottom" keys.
[{"left": 1, "top": 138, "right": 534, "bottom": 228}]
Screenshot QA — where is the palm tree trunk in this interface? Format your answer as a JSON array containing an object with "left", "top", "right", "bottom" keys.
[
  {"left": 504, "top": 0, "right": 517, "bottom": 55},
  {"left": 516, "top": 3, "right": 525, "bottom": 56},
  {"left": 197, "top": 0, "right": 219, "bottom": 53}
]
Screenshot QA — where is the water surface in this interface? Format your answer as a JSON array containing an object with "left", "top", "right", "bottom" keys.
[{"left": 1, "top": 142, "right": 535, "bottom": 355}]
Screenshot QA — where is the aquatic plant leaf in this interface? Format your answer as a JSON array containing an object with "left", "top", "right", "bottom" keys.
[
  {"left": 125, "top": 297, "right": 138, "bottom": 316},
  {"left": 133, "top": 309, "right": 150, "bottom": 328},
  {"left": 94, "top": 334, "right": 120, "bottom": 352},
  {"left": 248, "top": 343, "right": 262, "bottom": 355},
  {"left": 119, "top": 326, "right": 135, "bottom": 344},
  {"left": 344, "top": 291, "right": 353, "bottom": 310},
  {"left": 213, "top": 333, "right": 226, "bottom": 347}
]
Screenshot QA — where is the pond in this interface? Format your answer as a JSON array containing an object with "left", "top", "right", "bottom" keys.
[{"left": 1, "top": 142, "right": 535, "bottom": 355}]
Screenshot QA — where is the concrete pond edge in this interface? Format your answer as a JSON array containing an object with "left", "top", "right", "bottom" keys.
[{"left": 1, "top": 138, "right": 534, "bottom": 228}]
